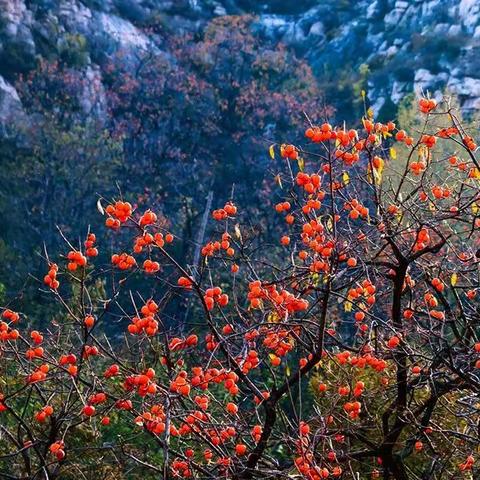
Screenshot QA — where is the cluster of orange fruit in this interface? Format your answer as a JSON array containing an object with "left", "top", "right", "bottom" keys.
[
  {"left": 437, "top": 126, "right": 458, "bottom": 138},
  {"left": 84, "top": 233, "right": 98, "bottom": 257},
  {"left": 344, "top": 198, "right": 369, "bottom": 220},
  {"left": 0, "top": 310, "right": 20, "bottom": 341},
  {"left": 459, "top": 455, "right": 475, "bottom": 471},
  {"left": 127, "top": 299, "right": 159, "bottom": 336},
  {"left": 264, "top": 328, "right": 296, "bottom": 367},
  {"left": 2, "top": 308, "right": 19, "bottom": 323},
  {"left": 305, "top": 122, "right": 335, "bottom": 142},
  {"left": 171, "top": 459, "right": 192, "bottom": 478},
  {"left": 82, "top": 345, "right": 100, "bottom": 359},
  {"left": 43, "top": 262, "right": 60, "bottom": 289},
  {"left": 412, "top": 227, "right": 431, "bottom": 252},
  {"left": 281, "top": 144, "right": 299, "bottom": 160},
  {"left": 168, "top": 334, "right": 198, "bottom": 351},
  {"left": 233, "top": 349, "right": 259, "bottom": 374},
  {"left": 343, "top": 400, "right": 362, "bottom": 419},
  {"left": 177, "top": 276, "right": 193, "bottom": 289},
  {"left": 139, "top": 209, "right": 157, "bottom": 226},
  {"left": 463, "top": 135, "right": 477, "bottom": 151},
  {"left": 49, "top": 440, "right": 65, "bottom": 461},
  {"left": 133, "top": 232, "right": 173, "bottom": 253},
  {"left": 111, "top": 252, "right": 136, "bottom": 270},
  {"left": 296, "top": 172, "right": 322, "bottom": 194},
  {"left": 143, "top": 259, "right": 160, "bottom": 274},
  {"left": 395, "top": 129, "right": 414, "bottom": 145},
  {"left": 201, "top": 232, "right": 234, "bottom": 257},
  {"left": 59, "top": 352, "right": 78, "bottom": 376},
  {"left": 420, "top": 134, "right": 436, "bottom": 149},
  {"left": 66, "top": 250, "right": 87, "bottom": 271},
  {"left": 294, "top": 422, "right": 343, "bottom": 479},
  {"left": 103, "top": 363, "right": 120, "bottom": 378},
  {"left": 26, "top": 364, "right": 49, "bottom": 383},
  {"left": 247, "top": 280, "right": 309, "bottom": 314},
  {"left": 34, "top": 404, "right": 53, "bottom": 423},
  {"left": 105, "top": 200, "right": 132, "bottom": 229},
  {"left": 418, "top": 97, "right": 437, "bottom": 113},
  {"left": 212, "top": 201, "right": 237, "bottom": 221},
  {"left": 124, "top": 368, "right": 157, "bottom": 397},
  {"left": 204, "top": 286, "right": 229, "bottom": 310}
]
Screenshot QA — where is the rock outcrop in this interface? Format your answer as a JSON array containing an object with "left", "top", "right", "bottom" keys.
[{"left": 1, "top": 0, "right": 480, "bottom": 132}]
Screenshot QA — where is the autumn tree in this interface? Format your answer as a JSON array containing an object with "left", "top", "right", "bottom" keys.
[
  {"left": 102, "top": 15, "right": 326, "bottom": 262},
  {"left": 1, "top": 96, "right": 480, "bottom": 480}
]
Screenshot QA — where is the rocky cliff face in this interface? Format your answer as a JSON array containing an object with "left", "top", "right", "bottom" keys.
[
  {"left": 1, "top": 0, "right": 480, "bottom": 130},
  {"left": 253, "top": 0, "right": 480, "bottom": 115}
]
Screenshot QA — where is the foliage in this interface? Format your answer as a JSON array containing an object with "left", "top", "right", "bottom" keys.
[
  {"left": 0, "top": 61, "right": 123, "bottom": 304},
  {"left": 1, "top": 97, "right": 480, "bottom": 480},
  {"left": 0, "top": 15, "right": 327, "bottom": 313}
]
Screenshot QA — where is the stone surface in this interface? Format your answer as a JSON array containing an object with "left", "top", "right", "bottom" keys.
[
  {"left": 0, "top": 74, "right": 24, "bottom": 135},
  {"left": 1, "top": 0, "right": 480, "bottom": 132}
]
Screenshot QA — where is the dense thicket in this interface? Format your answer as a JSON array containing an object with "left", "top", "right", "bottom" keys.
[{"left": 0, "top": 16, "right": 326, "bottom": 317}]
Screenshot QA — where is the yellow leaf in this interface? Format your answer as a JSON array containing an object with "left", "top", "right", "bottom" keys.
[
  {"left": 286, "top": 365, "right": 291, "bottom": 376},
  {"left": 269, "top": 144, "right": 275, "bottom": 159},
  {"left": 342, "top": 171, "right": 350, "bottom": 185},
  {"left": 367, "top": 107, "right": 374, "bottom": 119},
  {"left": 267, "top": 312, "right": 280, "bottom": 324},
  {"left": 326, "top": 216, "right": 333, "bottom": 232},
  {"left": 367, "top": 169, "right": 373, "bottom": 184},
  {"left": 297, "top": 157, "right": 305, "bottom": 172},
  {"left": 344, "top": 300, "right": 353, "bottom": 312},
  {"left": 472, "top": 202, "right": 479, "bottom": 215},
  {"left": 368, "top": 164, "right": 383, "bottom": 185},
  {"left": 390, "top": 147, "right": 397, "bottom": 160},
  {"left": 450, "top": 273, "right": 458, "bottom": 286},
  {"left": 418, "top": 145, "right": 427, "bottom": 162}
]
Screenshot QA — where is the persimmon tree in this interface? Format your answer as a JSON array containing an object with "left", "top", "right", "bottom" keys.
[{"left": 1, "top": 97, "right": 480, "bottom": 480}]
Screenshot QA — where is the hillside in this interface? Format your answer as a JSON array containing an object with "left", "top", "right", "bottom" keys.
[
  {"left": 1, "top": 0, "right": 480, "bottom": 301},
  {"left": 1, "top": 0, "right": 480, "bottom": 131}
]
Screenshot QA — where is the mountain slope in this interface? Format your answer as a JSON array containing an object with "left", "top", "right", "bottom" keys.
[{"left": 1, "top": 0, "right": 480, "bottom": 130}]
